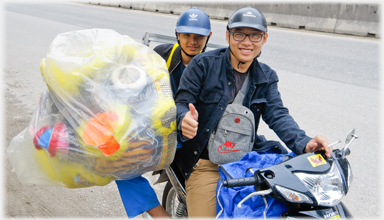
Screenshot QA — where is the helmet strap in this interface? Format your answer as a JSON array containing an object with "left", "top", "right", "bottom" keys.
[
  {"left": 228, "top": 38, "right": 246, "bottom": 69},
  {"left": 201, "top": 36, "right": 210, "bottom": 52},
  {"left": 178, "top": 39, "right": 197, "bottom": 58},
  {"left": 175, "top": 32, "right": 196, "bottom": 58}
]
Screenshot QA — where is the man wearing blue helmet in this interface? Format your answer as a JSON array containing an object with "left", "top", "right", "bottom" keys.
[
  {"left": 154, "top": 7, "right": 212, "bottom": 96},
  {"left": 154, "top": 7, "right": 212, "bottom": 151},
  {"left": 115, "top": 7, "right": 211, "bottom": 219},
  {"left": 174, "top": 6, "right": 332, "bottom": 217}
]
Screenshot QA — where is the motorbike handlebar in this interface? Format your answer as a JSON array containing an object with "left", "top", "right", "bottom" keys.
[{"left": 222, "top": 176, "right": 258, "bottom": 188}]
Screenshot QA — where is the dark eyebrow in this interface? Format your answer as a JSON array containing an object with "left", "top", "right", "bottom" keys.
[{"left": 232, "top": 28, "right": 263, "bottom": 34}]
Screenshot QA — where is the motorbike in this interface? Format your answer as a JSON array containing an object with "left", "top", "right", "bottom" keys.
[{"left": 154, "top": 129, "right": 357, "bottom": 219}]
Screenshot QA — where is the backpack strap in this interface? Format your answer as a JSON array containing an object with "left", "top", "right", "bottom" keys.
[
  {"left": 166, "top": 43, "right": 179, "bottom": 69},
  {"left": 232, "top": 72, "right": 251, "bottom": 105}
]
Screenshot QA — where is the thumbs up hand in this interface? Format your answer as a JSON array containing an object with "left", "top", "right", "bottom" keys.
[
  {"left": 181, "top": 103, "right": 199, "bottom": 139},
  {"left": 188, "top": 103, "right": 198, "bottom": 121}
]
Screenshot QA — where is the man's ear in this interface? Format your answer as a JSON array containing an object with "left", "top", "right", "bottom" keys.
[
  {"left": 226, "top": 30, "right": 230, "bottom": 43},
  {"left": 262, "top": 32, "right": 268, "bottom": 45}
]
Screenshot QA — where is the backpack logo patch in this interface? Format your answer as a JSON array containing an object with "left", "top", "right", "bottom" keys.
[{"left": 217, "top": 140, "right": 243, "bottom": 153}]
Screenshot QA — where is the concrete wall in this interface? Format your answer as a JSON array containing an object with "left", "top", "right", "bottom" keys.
[{"left": 87, "top": 2, "right": 381, "bottom": 38}]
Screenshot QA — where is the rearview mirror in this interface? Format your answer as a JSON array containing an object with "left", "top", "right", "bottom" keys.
[{"left": 345, "top": 128, "right": 357, "bottom": 145}]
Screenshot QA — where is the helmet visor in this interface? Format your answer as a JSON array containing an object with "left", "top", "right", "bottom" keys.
[
  {"left": 228, "top": 22, "right": 267, "bottom": 33},
  {"left": 176, "top": 26, "right": 211, "bottom": 36}
]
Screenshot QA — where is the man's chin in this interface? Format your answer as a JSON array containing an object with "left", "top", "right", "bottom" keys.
[{"left": 188, "top": 51, "right": 201, "bottom": 56}]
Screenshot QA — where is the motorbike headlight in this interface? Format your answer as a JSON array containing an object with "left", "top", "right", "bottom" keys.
[{"left": 294, "top": 162, "right": 345, "bottom": 207}]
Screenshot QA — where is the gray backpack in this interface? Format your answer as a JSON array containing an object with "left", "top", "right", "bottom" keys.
[{"left": 208, "top": 74, "right": 255, "bottom": 165}]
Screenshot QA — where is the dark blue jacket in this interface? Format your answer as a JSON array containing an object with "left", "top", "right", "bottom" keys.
[
  {"left": 153, "top": 44, "right": 182, "bottom": 75},
  {"left": 153, "top": 43, "right": 183, "bottom": 96},
  {"left": 174, "top": 47, "right": 312, "bottom": 179}
]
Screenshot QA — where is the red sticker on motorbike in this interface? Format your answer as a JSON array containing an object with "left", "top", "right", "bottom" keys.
[{"left": 307, "top": 154, "right": 327, "bottom": 167}]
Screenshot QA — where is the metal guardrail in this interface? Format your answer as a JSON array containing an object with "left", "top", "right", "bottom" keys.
[{"left": 142, "top": 32, "right": 225, "bottom": 50}]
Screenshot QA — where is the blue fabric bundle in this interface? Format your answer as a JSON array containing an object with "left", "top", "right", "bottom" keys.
[{"left": 216, "top": 151, "right": 296, "bottom": 218}]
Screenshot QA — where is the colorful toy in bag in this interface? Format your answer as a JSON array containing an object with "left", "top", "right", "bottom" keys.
[{"left": 7, "top": 29, "right": 177, "bottom": 188}]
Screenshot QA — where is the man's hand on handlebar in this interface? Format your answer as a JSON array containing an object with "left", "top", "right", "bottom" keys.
[{"left": 305, "top": 135, "right": 332, "bottom": 158}]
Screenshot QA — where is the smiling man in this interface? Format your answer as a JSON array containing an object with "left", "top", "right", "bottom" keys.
[
  {"left": 154, "top": 7, "right": 212, "bottom": 96},
  {"left": 173, "top": 6, "right": 332, "bottom": 217}
]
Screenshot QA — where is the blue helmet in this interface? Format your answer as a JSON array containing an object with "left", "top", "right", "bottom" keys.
[{"left": 176, "top": 7, "right": 211, "bottom": 36}]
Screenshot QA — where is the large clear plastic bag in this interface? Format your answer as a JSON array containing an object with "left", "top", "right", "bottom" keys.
[{"left": 7, "top": 29, "right": 177, "bottom": 188}]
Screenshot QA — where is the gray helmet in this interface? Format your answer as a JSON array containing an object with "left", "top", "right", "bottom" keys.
[{"left": 227, "top": 6, "right": 267, "bottom": 33}]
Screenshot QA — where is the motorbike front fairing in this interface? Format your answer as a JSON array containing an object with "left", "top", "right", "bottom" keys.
[{"left": 259, "top": 150, "right": 353, "bottom": 218}]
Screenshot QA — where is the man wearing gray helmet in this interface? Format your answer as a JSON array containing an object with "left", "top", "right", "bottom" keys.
[{"left": 173, "top": 6, "right": 332, "bottom": 217}]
